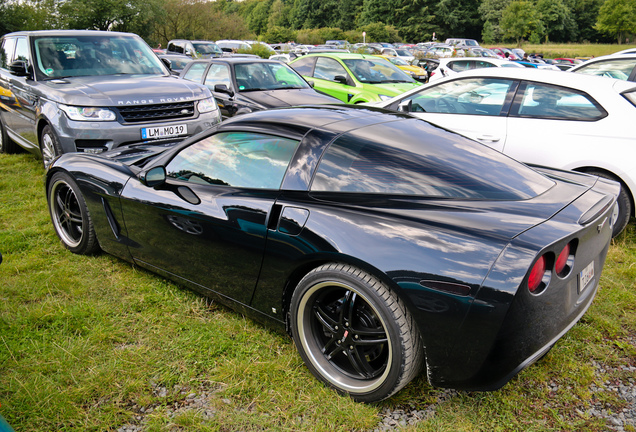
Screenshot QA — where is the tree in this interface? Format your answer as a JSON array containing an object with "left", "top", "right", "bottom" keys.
[
  {"left": 479, "top": 0, "right": 511, "bottom": 43},
  {"left": 500, "top": 0, "right": 544, "bottom": 45},
  {"left": 536, "top": 0, "right": 576, "bottom": 42},
  {"left": 435, "top": 0, "right": 482, "bottom": 41},
  {"left": 59, "top": 0, "right": 147, "bottom": 31},
  {"left": 392, "top": 0, "right": 438, "bottom": 42},
  {"left": 595, "top": 0, "right": 636, "bottom": 44}
]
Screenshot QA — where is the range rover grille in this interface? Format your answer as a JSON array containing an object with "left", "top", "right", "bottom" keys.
[{"left": 117, "top": 101, "right": 196, "bottom": 123}]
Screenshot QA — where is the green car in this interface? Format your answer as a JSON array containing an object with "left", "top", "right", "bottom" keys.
[{"left": 288, "top": 52, "right": 421, "bottom": 104}]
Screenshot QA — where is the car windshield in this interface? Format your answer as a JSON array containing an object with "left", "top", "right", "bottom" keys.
[
  {"left": 234, "top": 62, "right": 310, "bottom": 91},
  {"left": 33, "top": 35, "right": 166, "bottom": 79},
  {"left": 343, "top": 58, "right": 415, "bottom": 84},
  {"left": 192, "top": 42, "right": 222, "bottom": 56},
  {"left": 574, "top": 58, "right": 636, "bottom": 81},
  {"left": 394, "top": 49, "right": 412, "bottom": 57}
]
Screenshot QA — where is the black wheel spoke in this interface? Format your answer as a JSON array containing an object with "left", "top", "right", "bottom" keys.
[
  {"left": 323, "top": 340, "right": 345, "bottom": 360},
  {"left": 347, "top": 347, "right": 375, "bottom": 378},
  {"left": 313, "top": 304, "right": 338, "bottom": 332}
]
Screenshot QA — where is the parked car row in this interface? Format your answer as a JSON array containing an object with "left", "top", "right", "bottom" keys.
[{"left": 0, "top": 30, "right": 634, "bottom": 404}]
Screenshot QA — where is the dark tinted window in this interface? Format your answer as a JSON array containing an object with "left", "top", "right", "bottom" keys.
[
  {"left": 166, "top": 132, "right": 299, "bottom": 189},
  {"left": 312, "top": 119, "right": 553, "bottom": 200}
]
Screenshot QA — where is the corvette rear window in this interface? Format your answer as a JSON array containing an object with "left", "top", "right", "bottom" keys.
[{"left": 311, "top": 119, "right": 554, "bottom": 200}]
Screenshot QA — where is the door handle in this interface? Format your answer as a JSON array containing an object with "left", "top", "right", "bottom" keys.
[{"left": 476, "top": 135, "right": 500, "bottom": 143}]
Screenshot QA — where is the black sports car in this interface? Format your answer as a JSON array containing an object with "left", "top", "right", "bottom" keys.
[
  {"left": 46, "top": 105, "right": 619, "bottom": 402},
  {"left": 179, "top": 57, "right": 339, "bottom": 118}
]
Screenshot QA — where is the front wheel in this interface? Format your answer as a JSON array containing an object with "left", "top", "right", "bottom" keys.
[
  {"left": 47, "top": 171, "right": 99, "bottom": 254},
  {"left": 40, "top": 125, "right": 63, "bottom": 170},
  {"left": 290, "top": 263, "right": 423, "bottom": 402}
]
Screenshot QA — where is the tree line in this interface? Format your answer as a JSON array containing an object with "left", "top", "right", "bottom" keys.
[{"left": 0, "top": 0, "right": 634, "bottom": 47}]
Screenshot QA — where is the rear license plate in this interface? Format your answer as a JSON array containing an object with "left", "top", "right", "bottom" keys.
[
  {"left": 141, "top": 124, "right": 187, "bottom": 139},
  {"left": 579, "top": 261, "right": 594, "bottom": 294}
]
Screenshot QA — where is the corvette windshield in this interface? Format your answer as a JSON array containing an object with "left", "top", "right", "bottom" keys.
[
  {"left": 343, "top": 58, "right": 415, "bottom": 84},
  {"left": 33, "top": 35, "right": 166, "bottom": 79}
]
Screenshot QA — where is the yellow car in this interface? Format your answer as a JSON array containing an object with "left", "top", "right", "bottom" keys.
[{"left": 375, "top": 55, "right": 428, "bottom": 82}]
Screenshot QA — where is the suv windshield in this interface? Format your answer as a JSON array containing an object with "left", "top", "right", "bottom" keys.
[{"left": 33, "top": 35, "right": 166, "bottom": 79}]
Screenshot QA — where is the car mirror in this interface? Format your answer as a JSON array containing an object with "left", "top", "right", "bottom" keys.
[
  {"left": 140, "top": 166, "right": 166, "bottom": 187},
  {"left": 307, "top": 80, "right": 315, "bottom": 88},
  {"left": 160, "top": 57, "right": 172, "bottom": 70},
  {"left": 214, "top": 84, "right": 234, "bottom": 96},
  {"left": 334, "top": 75, "right": 347, "bottom": 84},
  {"left": 398, "top": 99, "right": 413, "bottom": 112},
  {"left": 9, "top": 60, "right": 30, "bottom": 77}
]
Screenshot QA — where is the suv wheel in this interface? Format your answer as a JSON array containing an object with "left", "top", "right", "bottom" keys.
[{"left": 40, "top": 125, "right": 63, "bottom": 169}]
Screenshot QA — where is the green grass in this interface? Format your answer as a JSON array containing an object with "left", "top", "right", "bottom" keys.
[
  {"left": 489, "top": 43, "right": 636, "bottom": 59},
  {"left": 1, "top": 152, "right": 635, "bottom": 431}
]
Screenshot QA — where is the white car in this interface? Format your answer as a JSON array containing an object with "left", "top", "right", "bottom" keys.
[
  {"left": 430, "top": 57, "right": 524, "bottom": 81},
  {"left": 373, "top": 68, "right": 636, "bottom": 236},
  {"left": 569, "top": 54, "right": 636, "bottom": 82}
]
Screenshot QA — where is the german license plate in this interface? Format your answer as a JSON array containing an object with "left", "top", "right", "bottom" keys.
[
  {"left": 579, "top": 261, "right": 594, "bottom": 294},
  {"left": 141, "top": 124, "right": 187, "bottom": 139}
]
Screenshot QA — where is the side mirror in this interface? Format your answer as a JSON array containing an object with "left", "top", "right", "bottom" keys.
[
  {"left": 140, "top": 166, "right": 166, "bottom": 187},
  {"left": 334, "top": 75, "right": 347, "bottom": 84},
  {"left": 214, "top": 84, "right": 234, "bottom": 96},
  {"left": 307, "top": 80, "right": 315, "bottom": 88},
  {"left": 9, "top": 60, "right": 30, "bottom": 77},
  {"left": 160, "top": 57, "right": 172, "bottom": 70},
  {"left": 398, "top": 99, "right": 413, "bottom": 112}
]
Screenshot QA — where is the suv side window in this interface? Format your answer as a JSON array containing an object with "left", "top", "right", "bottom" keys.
[
  {"left": 0, "top": 37, "right": 16, "bottom": 68},
  {"left": 168, "top": 41, "right": 184, "bottom": 54},
  {"left": 14, "top": 37, "right": 29, "bottom": 63}
]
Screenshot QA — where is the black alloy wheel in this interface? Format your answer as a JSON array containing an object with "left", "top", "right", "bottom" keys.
[
  {"left": 48, "top": 171, "right": 99, "bottom": 254},
  {"left": 291, "top": 263, "right": 423, "bottom": 402}
]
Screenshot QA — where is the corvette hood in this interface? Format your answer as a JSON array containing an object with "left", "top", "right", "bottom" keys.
[
  {"left": 37, "top": 75, "right": 210, "bottom": 106},
  {"left": 239, "top": 89, "right": 339, "bottom": 108}
]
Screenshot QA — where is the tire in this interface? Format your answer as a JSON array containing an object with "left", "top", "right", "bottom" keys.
[
  {"left": 40, "top": 125, "right": 63, "bottom": 170},
  {"left": 586, "top": 170, "right": 632, "bottom": 238},
  {"left": 0, "top": 116, "right": 18, "bottom": 154},
  {"left": 47, "top": 171, "right": 99, "bottom": 255},
  {"left": 290, "top": 263, "right": 423, "bottom": 402}
]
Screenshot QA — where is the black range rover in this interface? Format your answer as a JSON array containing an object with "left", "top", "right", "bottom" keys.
[{"left": 0, "top": 30, "right": 222, "bottom": 168}]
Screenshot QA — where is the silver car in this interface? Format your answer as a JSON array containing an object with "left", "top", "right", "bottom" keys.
[{"left": 0, "top": 30, "right": 222, "bottom": 168}]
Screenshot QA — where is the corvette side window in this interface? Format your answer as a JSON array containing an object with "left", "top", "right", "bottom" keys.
[{"left": 165, "top": 132, "right": 299, "bottom": 189}]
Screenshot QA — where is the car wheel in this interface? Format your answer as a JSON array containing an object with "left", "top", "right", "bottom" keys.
[
  {"left": 290, "top": 263, "right": 423, "bottom": 402},
  {"left": 0, "top": 116, "right": 17, "bottom": 154},
  {"left": 40, "top": 125, "right": 63, "bottom": 170},
  {"left": 586, "top": 170, "right": 632, "bottom": 238},
  {"left": 48, "top": 171, "right": 99, "bottom": 255}
]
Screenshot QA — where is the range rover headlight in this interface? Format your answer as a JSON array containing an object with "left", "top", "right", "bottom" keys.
[
  {"left": 197, "top": 97, "right": 219, "bottom": 114},
  {"left": 60, "top": 105, "right": 116, "bottom": 121}
]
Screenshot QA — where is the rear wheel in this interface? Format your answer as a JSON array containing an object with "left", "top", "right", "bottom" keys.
[
  {"left": 0, "top": 116, "right": 18, "bottom": 154},
  {"left": 47, "top": 171, "right": 99, "bottom": 254},
  {"left": 40, "top": 125, "right": 63, "bottom": 170},
  {"left": 586, "top": 170, "right": 632, "bottom": 238},
  {"left": 290, "top": 263, "right": 423, "bottom": 402}
]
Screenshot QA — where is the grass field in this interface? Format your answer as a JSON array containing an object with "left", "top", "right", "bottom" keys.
[
  {"left": 487, "top": 43, "right": 636, "bottom": 59},
  {"left": 1, "top": 151, "right": 635, "bottom": 431}
]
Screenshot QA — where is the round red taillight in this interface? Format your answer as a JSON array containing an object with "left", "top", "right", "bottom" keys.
[
  {"left": 555, "top": 243, "right": 570, "bottom": 276},
  {"left": 528, "top": 255, "right": 546, "bottom": 293}
]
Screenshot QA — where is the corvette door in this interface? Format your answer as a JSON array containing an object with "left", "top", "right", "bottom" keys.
[
  {"left": 120, "top": 131, "right": 300, "bottom": 305},
  {"left": 399, "top": 77, "right": 517, "bottom": 153}
]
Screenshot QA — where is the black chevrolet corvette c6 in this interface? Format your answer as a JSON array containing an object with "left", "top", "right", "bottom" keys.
[{"left": 46, "top": 105, "right": 619, "bottom": 402}]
